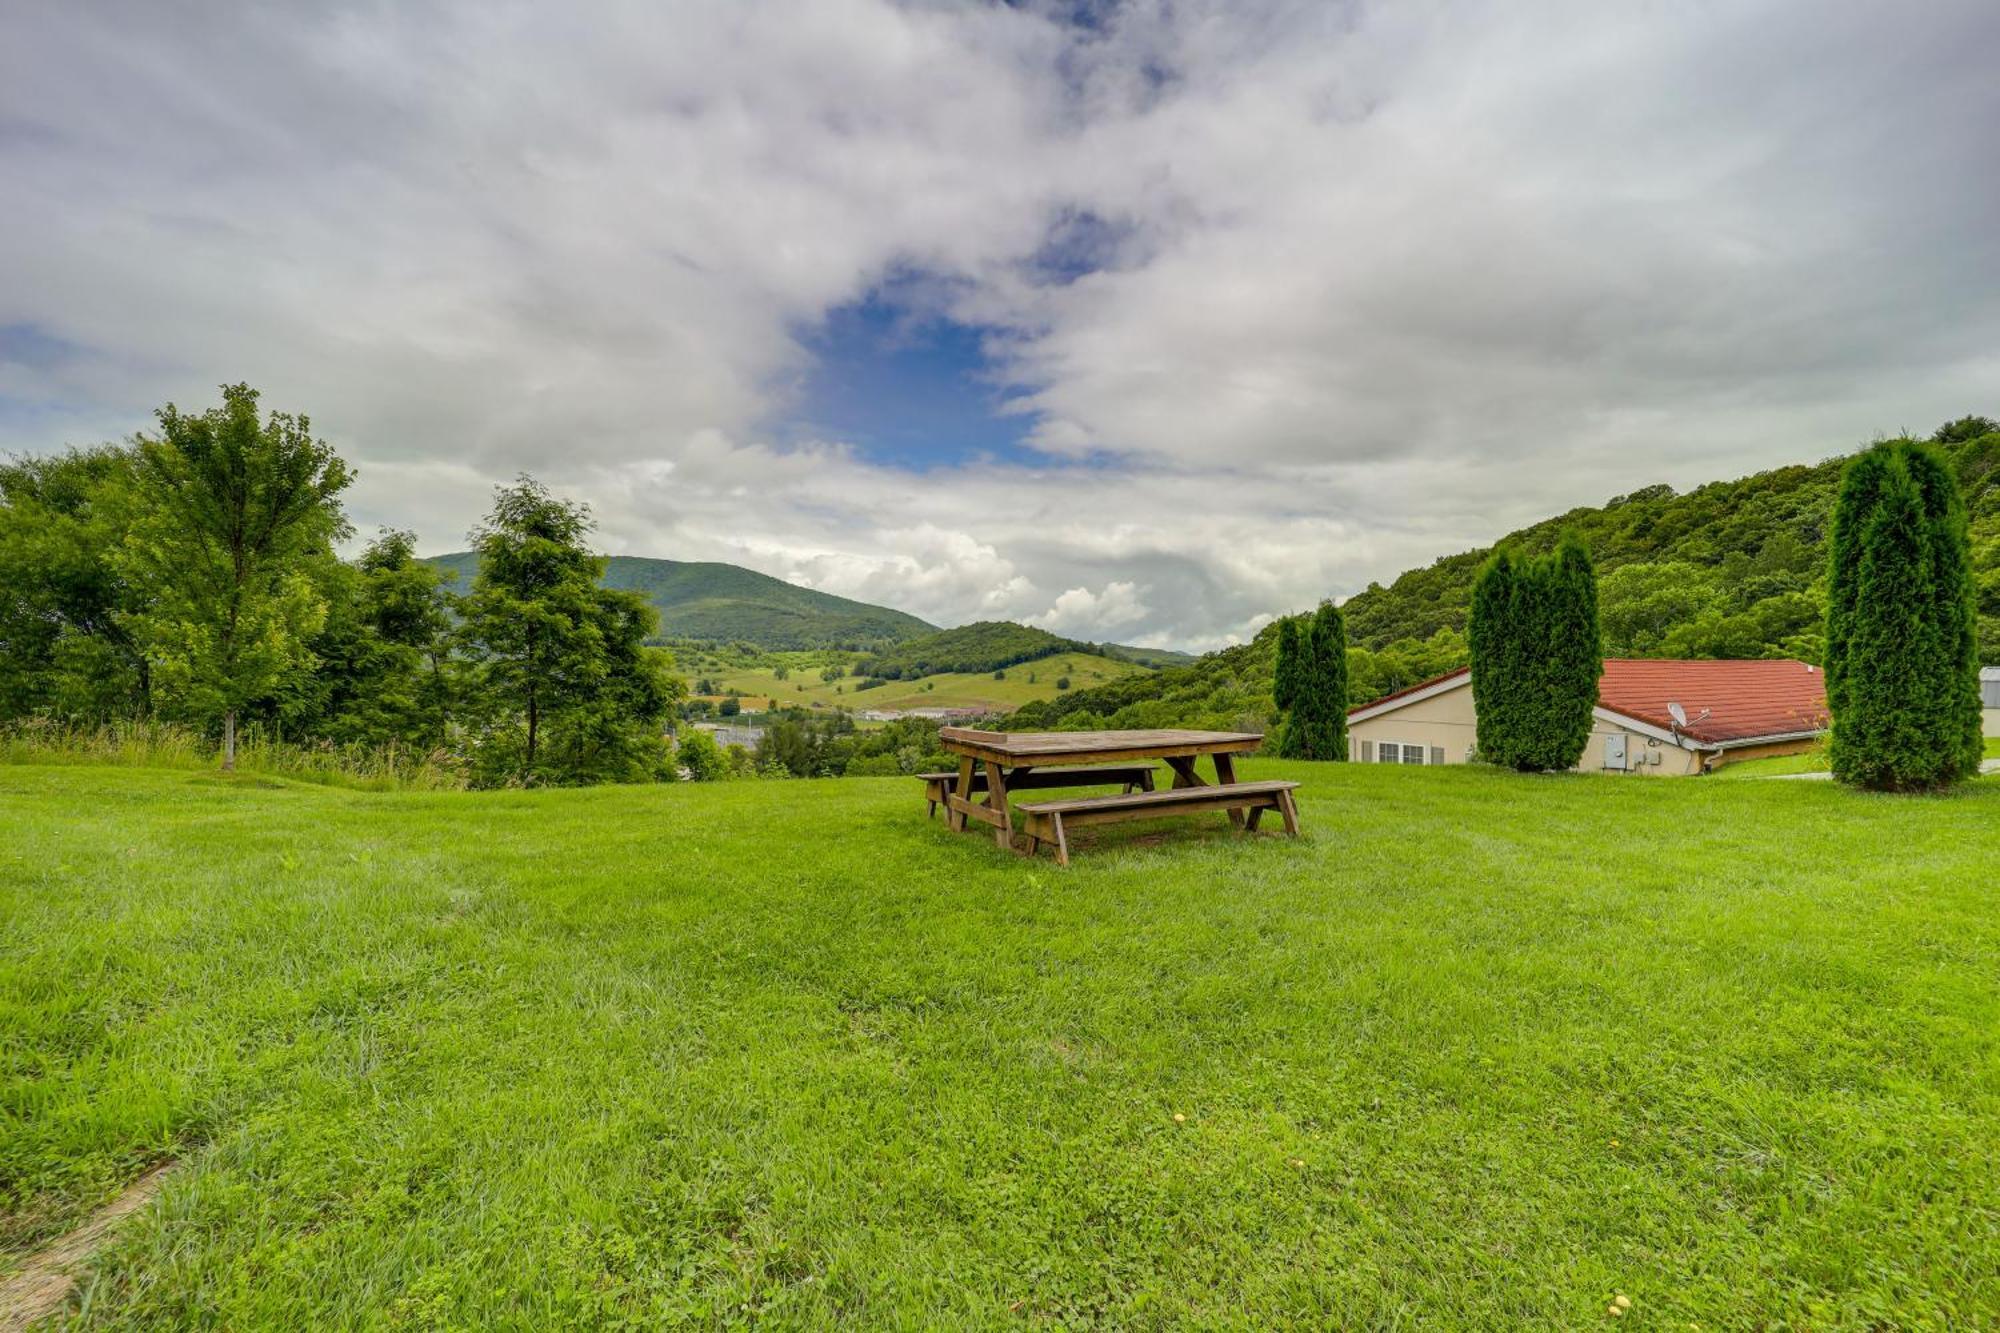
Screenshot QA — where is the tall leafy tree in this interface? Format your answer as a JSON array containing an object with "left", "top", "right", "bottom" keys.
[
  {"left": 1827, "top": 442, "right": 1983, "bottom": 789},
  {"left": 0, "top": 445, "right": 150, "bottom": 719},
  {"left": 124, "top": 384, "right": 352, "bottom": 768},
  {"left": 457, "top": 477, "right": 681, "bottom": 785},
  {"left": 1278, "top": 601, "right": 1348, "bottom": 759},
  {"left": 289, "top": 530, "right": 456, "bottom": 748}
]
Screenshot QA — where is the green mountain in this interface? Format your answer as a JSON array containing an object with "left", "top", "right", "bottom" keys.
[
  {"left": 426, "top": 553, "right": 936, "bottom": 650},
  {"left": 1006, "top": 418, "right": 2000, "bottom": 733},
  {"left": 858, "top": 620, "right": 1092, "bottom": 679},
  {"left": 1103, "top": 643, "right": 1199, "bottom": 667}
]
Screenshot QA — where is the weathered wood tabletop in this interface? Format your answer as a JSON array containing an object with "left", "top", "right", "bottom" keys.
[{"left": 936, "top": 727, "right": 1264, "bottom": 850}]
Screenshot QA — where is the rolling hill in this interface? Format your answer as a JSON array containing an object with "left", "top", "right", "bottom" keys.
[
  {"left": 1007, "top": 418, "right": 2000, "bottom": 733},
  {"left": 426, "top": 553, "right": 936, "bottom": 650}
]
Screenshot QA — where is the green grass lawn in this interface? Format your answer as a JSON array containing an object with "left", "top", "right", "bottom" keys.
[
  {"left": 1714, "top": 735, "right": 2000, "bottom": 779},
  {"left": 3, "top": 762, "right": 1997, "bottom": 1327}
]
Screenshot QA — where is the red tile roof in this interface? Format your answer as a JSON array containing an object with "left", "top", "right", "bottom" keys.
[
  {"left": 1596, "top": 658, "right": 1828, "bottom": 745},
  {"left": 1349, "top": 658, "right": 1829, "bottom": 746}
]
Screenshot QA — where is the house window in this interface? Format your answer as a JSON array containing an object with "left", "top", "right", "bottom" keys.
[{"left": 1375, "top": 741, "right": 1427, "bottom": 764}]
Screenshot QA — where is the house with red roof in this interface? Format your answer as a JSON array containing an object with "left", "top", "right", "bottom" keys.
[{"left": 1346, "top": 658, "right": 1830, "bottom": 775}]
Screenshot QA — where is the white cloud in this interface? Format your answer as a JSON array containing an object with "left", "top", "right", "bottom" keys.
[
  {"left": 1030, "top": 581, "right": 1150, "bottom": 638},
  {"left": 3, "top": 0, "right": 1997, "bottom": 647}
]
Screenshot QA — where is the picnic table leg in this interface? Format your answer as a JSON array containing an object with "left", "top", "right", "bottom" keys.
[
  {"left": 983, "top": 759, "right": 1014, "bottom": 852},
  {"left": 948, "top": 756, "right": 977, "bottom": 832},
  {"left": 1278, "top": 787, "right": 1301, "bottom": 836},
  {"left": 1166, "top": 756, "right": 1204, "bottom": 788},
  {"left": 1212, "top": 752, "right": 1247, "bottom": 830}
]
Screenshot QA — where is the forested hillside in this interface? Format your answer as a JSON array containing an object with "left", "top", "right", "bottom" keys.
[
  {"left": 1009, "top": 419, "right": 2000, "bottom": 733},
  {"left": 427, "top": 552, "right": 935, "bottom": 650},
  {"left": 858, "top": 620, "right": 1093, "bottom": 679}
]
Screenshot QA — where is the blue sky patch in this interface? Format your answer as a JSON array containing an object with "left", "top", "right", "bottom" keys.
[{"left": 786, "top": 292, "right": 1032, "bottom": 470}]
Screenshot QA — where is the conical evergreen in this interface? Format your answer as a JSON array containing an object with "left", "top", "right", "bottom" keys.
[
  {"left": 1824, "top": 444, "right": 1893, "bottom": 720},
  {"left": 1828, "top": 442, "right": 1983, "bottom": 789},
  {"left": 1468, "top": 546, "right": 1523, "bottom": 765},
  {"left": 1469, "top": 536, "right": 1600, "bottom": 771},
  {"left": 1278, "top": 601, "right": 1348, "bottom": 759},
  {"left": 1272, "top": 616, "right": 1302, "bottom": 712},
  {"left": 1541, "top": 532, "right": 1602, "bottom": 770}
]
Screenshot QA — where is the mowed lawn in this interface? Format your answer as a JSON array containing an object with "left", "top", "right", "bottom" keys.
[{"left": 2, "top": 763, "right": 1997, "bottom": 1328}]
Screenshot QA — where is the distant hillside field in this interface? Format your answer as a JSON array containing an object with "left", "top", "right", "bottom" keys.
[
  {"left": 1011, "top": 419, "right": 2000, "bottom": 733},
  {"left": 857, "top": 620, "right": 1094, "bottom": 679},
  {"left": 687, "top": 648, "right": 1149, "bottom": 714},
  {"left": 426, "top": 552, "right": 935, "bottom": 649}
]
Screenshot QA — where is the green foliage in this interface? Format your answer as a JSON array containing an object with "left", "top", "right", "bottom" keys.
[
  {"left": 1469, "top": 534, "right": 1600, "bottom": 771},
  {"left": 428, "top": 551, "right": 934, "bottom": 650},
  {"left": 858, "top": 621, "right": 1091, "bottom": 680},
  {"left": 1272, "top": 616, "right": 1301, "bottom": 711},
  {"left": 1278, "top": 602, "right": 1347, "bottom": 759},
  {"left": 1826, "top": 442, "right": 1983, "bottom": 790},
  {"left": 123, "top": 384, "right": 354, "bottom": 768},
  {"left": 1022, "top": 421, "right": 1999, "bottom": 737},
  {"left": 675, "top": 728, "right": 727, "bottom": 781},
  {"left": 455, "top": 477, "right": 683, "bottom": 786},
  {"left": 0, "top": 445, "right": 150, "bottom": 720}
]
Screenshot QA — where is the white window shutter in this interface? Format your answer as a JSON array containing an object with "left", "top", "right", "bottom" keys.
[
  {"left": 1429, "top": 745, "right": 1445, "bottom": 766},
  {"left": 1359, "top": 739, "right": 1374, "bottom": 762}
]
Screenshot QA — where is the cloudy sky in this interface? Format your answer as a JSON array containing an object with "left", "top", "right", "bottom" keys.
[{"left": 4, "top": 1, "right": 1997, "bottom": 649}]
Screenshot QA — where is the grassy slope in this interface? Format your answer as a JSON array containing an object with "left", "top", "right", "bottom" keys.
[
  {"left": 2, "top": 764, "right": 1997, "bottom": 1327},
  {"left": 715, "top": 652, "right": 1148, "bottom": 713},
  {"left": 1712, "top": 734, "right": 2000, "bottom": 779},
  {"left": 427, "top": 553, "right": 936, "bottom": 648}
]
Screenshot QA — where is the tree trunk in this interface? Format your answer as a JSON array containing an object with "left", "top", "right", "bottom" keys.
[
  {"left": 221, "top": 710, "right": 237, "bottom": 771},
  {"left": 526, "top": 690, "right": 537, "bottom": 768}
]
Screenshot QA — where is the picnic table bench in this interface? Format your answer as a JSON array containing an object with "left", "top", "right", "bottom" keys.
[
  {"left": 918, "top": 763, "right": 1156, "bottom": 819},
  {"left": 935, "top": 727, "right": 1301, "bottom": 863}
]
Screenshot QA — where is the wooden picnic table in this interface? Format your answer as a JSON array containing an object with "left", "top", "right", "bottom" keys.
[{"left": 937, "top": 727, "right": 1266, "bottom": 852}]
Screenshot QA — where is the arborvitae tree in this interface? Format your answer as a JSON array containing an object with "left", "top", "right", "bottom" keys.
[
  {"left": 1469, "top": 535, "right": 1600, "bottom": 771},
  {"left": 1902, "top": 444, "right": 1985, "bottom": 777},
  {"left": 1541, "top": 532, "right": 1602, "bottom": 769},
  {"left": 1272, "top": 616, "right": 1302, "bottom": 712},
  {"left": 1824, "top": 444, "right": 1893, "bottom": 723},
  {"left": 1468, "top": 546, "right": 1524, "bottom": 766},
  {"left": 1278, "top": 600, "right": 1348, "bottom": 759},
  {"left": 1828, "top": 442, "right": 1983, "bottom": 789}
]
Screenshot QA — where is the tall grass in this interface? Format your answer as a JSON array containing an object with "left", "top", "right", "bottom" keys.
[{"left": 0, "top": 718, "right": 466, "bottom": 790}]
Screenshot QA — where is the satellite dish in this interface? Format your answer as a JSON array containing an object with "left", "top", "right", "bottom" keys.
[{"left": 1668, "top": 701, "right": 1688, "bottom": 726}]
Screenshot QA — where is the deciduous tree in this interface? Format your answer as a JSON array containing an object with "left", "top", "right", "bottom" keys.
[
  {"left": 124, "top": 385, "right": 352, "bottom": 769},
  {"left": 456, "top": 477, "right": 681, "bottom": 785}
]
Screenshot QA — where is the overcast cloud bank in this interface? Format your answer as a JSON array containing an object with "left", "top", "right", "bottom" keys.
[{"left": 5, "top": 0, "right": 1997, "bottom": 648}]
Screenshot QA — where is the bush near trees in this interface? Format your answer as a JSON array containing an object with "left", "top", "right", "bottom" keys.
[
  {"left": 1272, "top": 616, "right": 1302, "bottom": 712},
  {"left": 1825, "top": 441, "right": 1984, "bottom": 790},
  {"left": 1468, "top": 533, "right": 1601, "bottom": 771},
  {"left": 1277, "top": 601, "right": 1348, "bottom": 759}
]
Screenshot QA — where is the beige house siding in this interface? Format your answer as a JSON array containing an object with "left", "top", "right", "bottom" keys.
[
  {"left": 1985, "top": 706, "right": 2000, "bottom": 739},
  {"left": 1347, "top": 680, "right": 1479, "bottom": 764},
  {"left": 1347, "top": 675, "right": 1819, "bottom": 775}
]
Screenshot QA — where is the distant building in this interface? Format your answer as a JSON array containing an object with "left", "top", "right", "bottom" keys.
[
  {"left": 1982, "top": 666, "right": 2000, "bottom": 738},
  {"left": 1346, "top": 659, "right": 1831, "bottom": 775}
]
